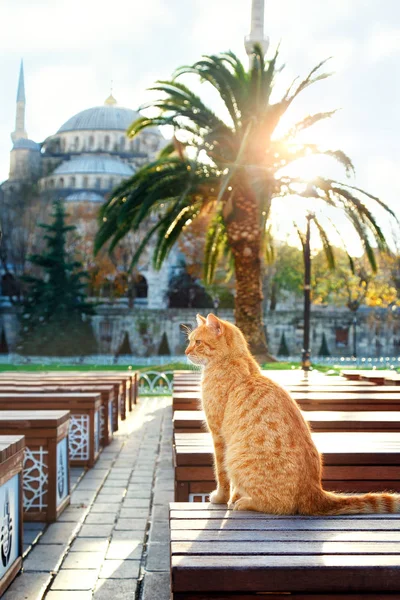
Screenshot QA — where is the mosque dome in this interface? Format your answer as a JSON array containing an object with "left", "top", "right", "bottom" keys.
[
  {"left": 57, "top": 104, "right": 140, "bottom": 133},
  {"left": 12, "top": 138, "right": 40, "bottom": 151},
  {"left": 53, "top": 155, "right": 135, "bottom": 177}
]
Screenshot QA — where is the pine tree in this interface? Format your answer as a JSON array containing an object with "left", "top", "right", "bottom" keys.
[
  {"left": 117, "top": 332, "right": 132, "bottom": 356},
  {"left": 277, "top": 332, "right": 290, "bottom": 357},
  {"left": 17, "top": 200, "right": 97, "bottom": 356},
  {"left": 318, "top": 332, "right": 331, "bottom": 357},
  {"left": 158, "top": 332, "right": 171, "bottom": 356}
]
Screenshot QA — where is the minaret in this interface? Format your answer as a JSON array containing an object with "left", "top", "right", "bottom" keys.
[
  {"left": 244, "top": 0, "right": 269, "bottom": 64},
  {"left": 11, "top": 60, "right": 27, "bottom": 142}
]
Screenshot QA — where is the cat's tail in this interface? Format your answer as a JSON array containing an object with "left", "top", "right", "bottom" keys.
[{"left": 305, "top": 489, "right": 400, "bottom": 515}]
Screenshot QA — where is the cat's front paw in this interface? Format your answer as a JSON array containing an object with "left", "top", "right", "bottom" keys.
[
  {"left": 228, "top": 490, "right": 242, "bottom": 506},
  {"left": 209, "top": 488, "right": 229, "bottom": 504}
]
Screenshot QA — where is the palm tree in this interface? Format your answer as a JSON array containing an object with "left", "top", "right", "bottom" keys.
[{"left": 95, "top": 46, "right": 396, "bottom": 361}]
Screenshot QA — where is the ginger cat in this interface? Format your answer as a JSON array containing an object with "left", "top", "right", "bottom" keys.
[{"left": 185, "top": 313, "right": 400, "bottom": 515}]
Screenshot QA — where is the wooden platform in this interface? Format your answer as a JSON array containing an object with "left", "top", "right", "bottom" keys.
[
  {"left": 0, "top": 411, "right": 71, "bottom": 522},
  {"left": 174, "top": 431, "right": 400, "bottom": 500},
  {"left": 0, "top": 435, "right": 24, "bottom": 597},
  {"left": 0, "top": 393, "right": 102, "bottom": 467},
  {"left": 0, "top": 371, "right": 137, "bottom": 417},
  {"left": 173, "top": 409, "right": 400, "bottom": 434},
  {"left": 0, "top": 383, "right": 116, "bottom": 442},
  {"left": 170, "top": 503, "right": 400, "bottom": 598}
]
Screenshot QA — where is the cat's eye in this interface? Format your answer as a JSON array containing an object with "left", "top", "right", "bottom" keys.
[{"left": 195, "top": 340, "right": 201, "bottom": 345}]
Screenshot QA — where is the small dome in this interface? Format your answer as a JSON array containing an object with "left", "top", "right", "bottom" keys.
[
  {"left": 58, "top": 105, "right": 140, "bottom": 133},
  {"left": 12, "top": 138, "right": 40, "bottom": 151},
  {"left": 65, "top": 191, "right": 105, "bottom": 203},
  {"left": 53, "top": 156, "right": 135, "bottom": 177}
]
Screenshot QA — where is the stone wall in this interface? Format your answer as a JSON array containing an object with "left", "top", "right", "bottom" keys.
[{"left": 1, "top": 296, "right": 399, "bottom": 358}]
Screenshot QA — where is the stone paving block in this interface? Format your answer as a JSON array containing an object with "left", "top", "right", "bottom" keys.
[
  {"left": 62, "top": 551, "right": 105, "bottom": 569},
  {"left": 90, "top": 502, "right": 120, "bottom": 513},
  {"left": 151, "top": 504, "right": 169, "bottom": 521},
  {"left": 146, "top": 543, "right": 170, "bottom": 572},
  {"left": 3, "top": 572, "right": 51, "bottom": 600},
  {"left": 78, "top": 523, "right": 114, "bottom": 538},
  {"left": 119, "top": 507, "right": 148, "bottom": 519},
  {"left": 112, "top": 530, "right": 146, "bottom": 543},
  {"left": 57, "top": 506, "right": 88, "bottom": 522},
  {"left": 106, "top": 539, "right": 142, "bottom": 561},
  {"left": 70, "top": 538, "right": 109, "bottom": 553},
  {"left": 101, "top": 484, "right": 127, "bottom": 492},
  {"left": 23, "top": 544, "right": 65, "bottom": 572},
  {"left": 154, "top": 481, "right": 174, "bottom": 493},
  {"left": 142, "top": 571, "right": 171, "bottom": 600},
  {"left": 46, "top": 592, "right": 93, "bottom": 600},
  {"left": 51, "top": 568, "right": 99, "bottom": 590},
  {"left": 149, "top": 520, "right": 169, "bottom": 544},
  {"left": 96, "top": 491, "right": 125, "bottom": 502},
  {"left": 39, "top": 522, "right": 80, "bottom": 545},
  {"left": 153, "top": 490, "right": 174, "bottom": 505},
  {"left": 23, "top": 531, "right": 40, "bottom": 548},
  {"left": 107, "top": 468, "right": 132, "bottom": 474},
  {"left": 130, "top": 475, "right": 153, "bottom": 483},
  {"left": 74, "top": 480, "right": 103, "bottom": 491},
  {"left": 99, "top": 559, "right": 140, "bottom": 579},
  {"left": 115, "top": 518, "right": 147, "bottom": 532},
  {"left": 122, "top": 498, "right": 150, "bottom": 508},
  {"left": 125, "top": 488, "right": 151, "bottom": 499},
  {"left": 106, "top": 475, "right": 130, "bottom": 482},
  {"left": 70, "top": 490, "right": 97, "bottom": 505},
  {"left": 85, "top": 513, "right": 117, "bottom": 525},
  {"left": 93, "top": 578, "right": 137, "bottom": 599}
]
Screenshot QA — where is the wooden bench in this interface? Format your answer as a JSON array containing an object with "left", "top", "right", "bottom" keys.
[
  {"left": 0, "top": 411, "right": 70, "bottom": 522},
  {"left": 170, "top": 502, "right": 400, "bottom": 599},
  {"left": 385, "top": 373, "right": 400, "bottom": 386},
  {"left": 0, "top": 435, "right": 24, "bottom": 597},
  {"left": 0, "top": 371, "right": 137, "bottom": 418},
  {"left": 0, "top": 383, "right": 116, "bottom": 443},
  {"left": 0, "top": 393, "right": 102, "bottom": 468},
  {"left": 173, "top": 390, "right": 400, "bottom": 412},
  {"left": 174, "top": 431, "right": 400, "bottom": 501},
  {"left": 341, "top": 370, "right": 395, "bottom": 383},
  {"left": 0, "top": 377, "right": 122, "bottom": 429},
  {"left": 173, "top": 409, "right": 400, "bottom": 434}
]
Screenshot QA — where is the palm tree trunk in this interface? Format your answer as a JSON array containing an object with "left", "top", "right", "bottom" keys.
[{"left": 225, "top": 196, "right": 276, "bottom": 363}]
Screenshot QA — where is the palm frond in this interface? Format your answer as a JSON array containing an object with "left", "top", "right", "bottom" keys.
[
  {"left": 204, "top": 214, "right": 227, "bottom": 284},
  {"left": 285, "top": 58, "right": 333, "bottom": 104},
  {"left": 284, "top": 111, "right": 338, "bottom": 138},
  {"left": 313, "top": 216, "right": 335, "bottom": 269}
]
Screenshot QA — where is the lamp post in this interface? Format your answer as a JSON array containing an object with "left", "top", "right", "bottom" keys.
[
  {"left": 352, "top": 316, "right": 357, "bottom": 359},
  {"left": 302, "top": 214, "right": 314, "bottom": 376}
]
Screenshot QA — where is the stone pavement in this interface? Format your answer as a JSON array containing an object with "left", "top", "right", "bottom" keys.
[{"left": 4, "top": 396, "right": 173, "bottom": 600}]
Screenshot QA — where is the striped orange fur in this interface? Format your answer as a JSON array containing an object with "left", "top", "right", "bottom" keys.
[{"left": 185, "top": 313, "right": 400, "bottom": 515}]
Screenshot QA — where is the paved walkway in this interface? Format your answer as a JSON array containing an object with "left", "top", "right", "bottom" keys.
[{"left": 4, "top": 396, "right": 173, "bottom": 600}]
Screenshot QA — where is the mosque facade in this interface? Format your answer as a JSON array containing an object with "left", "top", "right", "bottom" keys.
[{"left": 0, "top": 61, "right": 179, "bottom": 309}]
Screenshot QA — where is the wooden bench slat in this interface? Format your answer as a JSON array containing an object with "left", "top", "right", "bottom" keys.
[
  {"left": 171, "top": 554, "right": 400, "bottom": 593},
  {"left": 170, "top": 518, "right": 400, "bottom": 530},
  {"left": 172, "top": 540, "right": 400, "bottom": 555},
  {"left": 171, "top": 529, "right": 400, "bottom": 542}
]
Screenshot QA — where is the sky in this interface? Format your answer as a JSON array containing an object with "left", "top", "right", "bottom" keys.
[{"left": 0, "top": 0, "right": 399, "bottom": 253}]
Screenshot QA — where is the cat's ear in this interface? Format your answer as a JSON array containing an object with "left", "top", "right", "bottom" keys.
[
  {"left": 206, "top": 313, "right": 224, "bottom": 336},
  {"left": 196, "top": 314, "right": 206, "bottom": 327}
]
